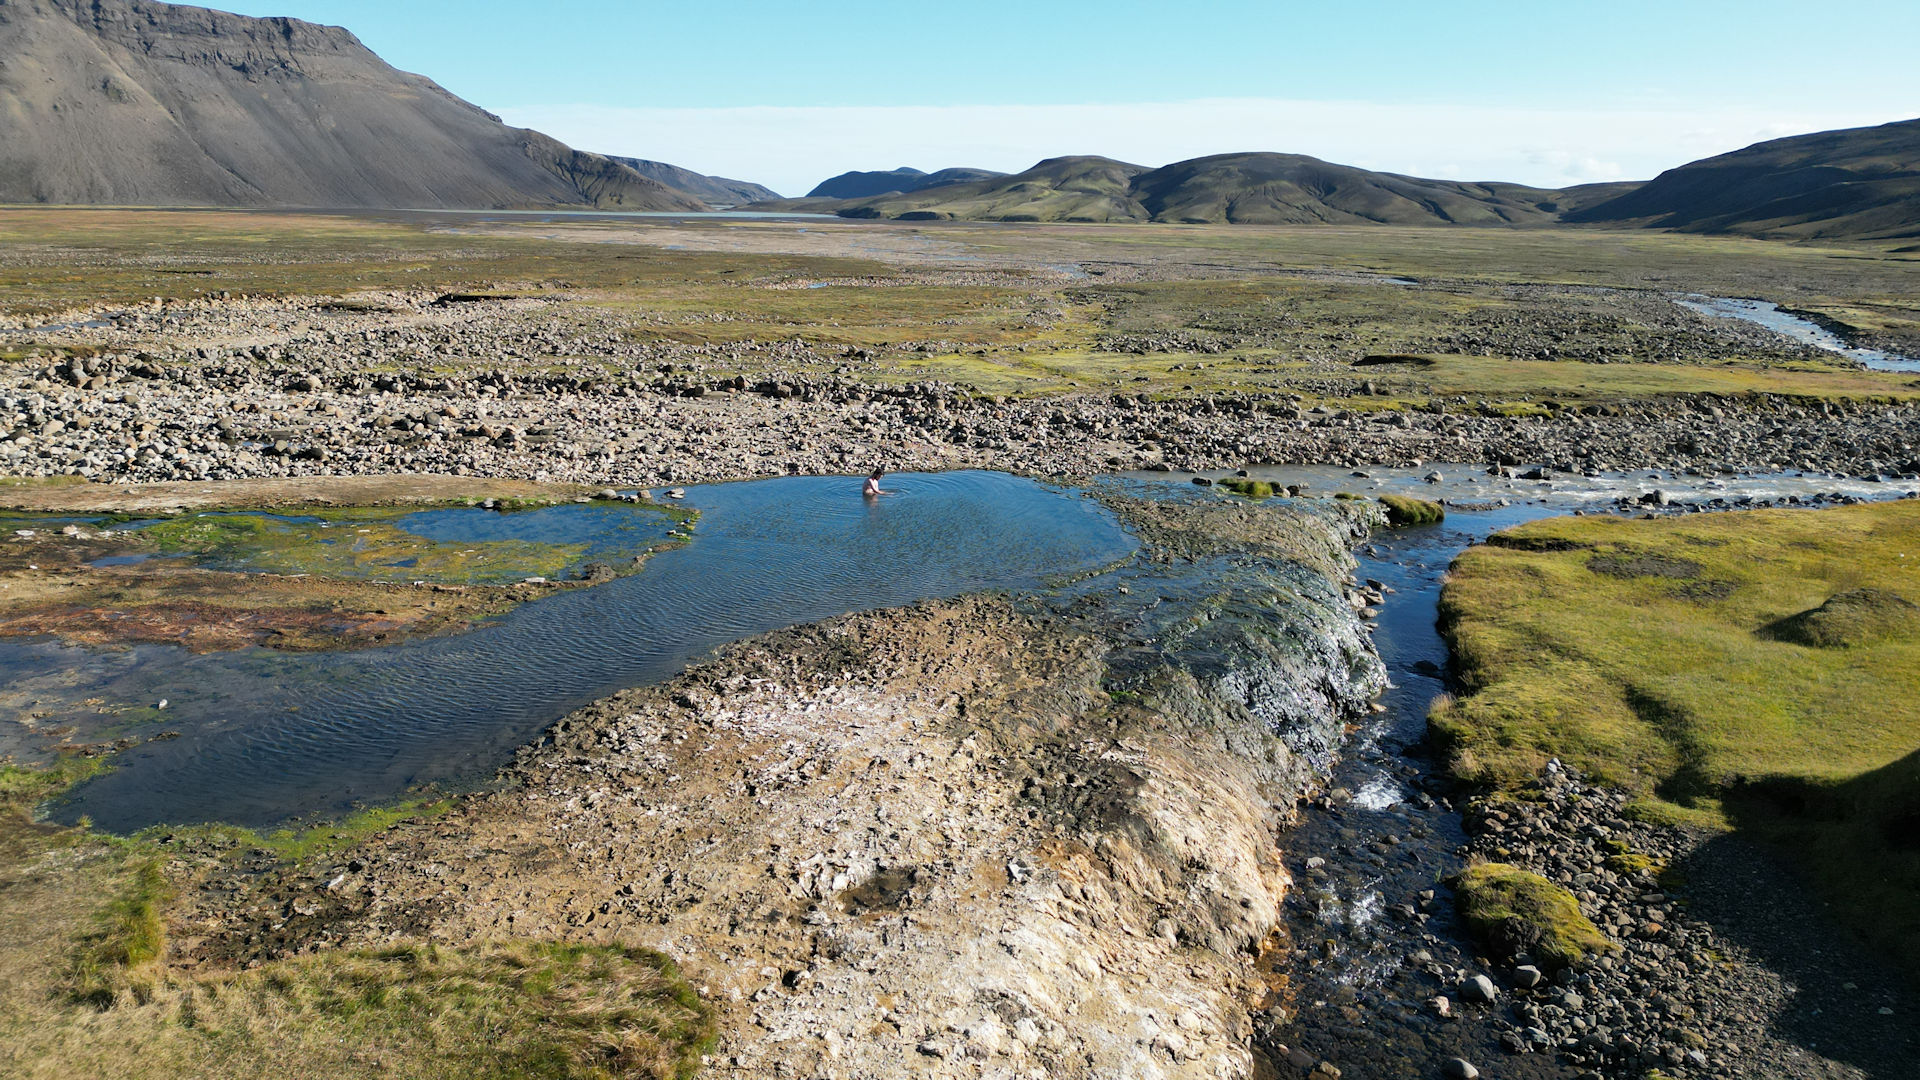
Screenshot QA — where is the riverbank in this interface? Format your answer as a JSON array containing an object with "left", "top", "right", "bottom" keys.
[{"left": 1436, "top": 500, "right": 1920, "bottom": 967}]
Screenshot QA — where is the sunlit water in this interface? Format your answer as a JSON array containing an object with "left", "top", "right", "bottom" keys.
[
  {"left": 7, "top": 465, "right": 1912, "bottom": 837},
  {"left": 10, "top": 471, "right": 1132, "bottom": 831}
]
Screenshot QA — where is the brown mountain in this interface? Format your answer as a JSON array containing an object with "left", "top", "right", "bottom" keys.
[{"left": 0, "top": 0, "right": 705, "bottom": 210}]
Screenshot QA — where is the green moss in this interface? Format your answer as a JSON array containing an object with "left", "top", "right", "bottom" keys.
[
  {"left": 0, "top": 755, "right": 111, "bottom": 808},
  {"left": 1216, "top": 478, "right": 1275, "bottom": 498},
  {"left": 130, "top": 505, "right": 675, "bottom": 586},
  {"left": 1604, "top": 852, "right": 1660, "bottom": 876},
  {"left": 67, "top": 858, "right": 168, "bottom": 1007},
  {"left": 142, "top": 797, "right": 454, "bottom": 863},
  {"left": 1379, "top": 494, "right": 1444, "bottom": 525},
  {"left": 1451, "top": 862, "right": 1615, "bottom": 968}
]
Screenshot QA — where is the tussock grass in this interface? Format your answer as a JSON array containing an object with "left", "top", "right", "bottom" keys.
[
  {"left": 1436, "top": 499, "right": 1920, "bottom": 969},
  {"left": 12, "top": 940, "right": 715, "bottom": 1080},
  {"left": 1762, "top": 587, "right": 1918, "bottom": 647},
  {"left": 66, "top": 857, "right": 169, "bottom": 1008}
]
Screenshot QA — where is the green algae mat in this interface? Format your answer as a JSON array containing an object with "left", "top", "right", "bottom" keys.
[{"left": 134, "top": 502, "right": 685, "bottom": 586}]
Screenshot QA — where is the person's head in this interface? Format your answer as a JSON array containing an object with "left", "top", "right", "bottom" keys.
[{"left": 869, "top": 469, "right": 884, "bottom": 480}]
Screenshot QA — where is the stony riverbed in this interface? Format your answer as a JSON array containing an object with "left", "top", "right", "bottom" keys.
[{"left": 2, "top": 292, "right": 1917, "bottom": 488}]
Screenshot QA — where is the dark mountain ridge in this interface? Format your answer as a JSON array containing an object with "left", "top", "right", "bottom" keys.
[
  {"left": 606, "top": 158, "right": 780, "bottom": 206},
  {"left": 795, "top": 152, "right": 1639, "bottom": 226},
  {"left": 1571, "top": 118, "right": 1920, "bottom": 240},
  {"left": 0, "top": 0, "right": 705, "bottom": 209}
]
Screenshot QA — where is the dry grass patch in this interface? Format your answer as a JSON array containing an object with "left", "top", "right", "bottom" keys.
[{"left": 0, "top": 761, "right": 714, "bottom": 1080}]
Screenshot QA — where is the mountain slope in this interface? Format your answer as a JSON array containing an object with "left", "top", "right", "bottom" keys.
[
  {"left": 807, "top": 166, "right": 1005, "bottom": 200},
  {"left": 816, "top": 153, "right": 1641, "bottom": 225},
  {"left": 0, "top": 0, "right": 705, "bottom": 210},
  {"left": 1570, "top": 118, "right": 1920, "bottom": 240},
  {"left": 608, "top": 157, "right": 780, "bottom": 206}
]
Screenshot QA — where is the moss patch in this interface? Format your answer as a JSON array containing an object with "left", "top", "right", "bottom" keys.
[
  {"left": 136, "top": 510, "right": 594, "bottom": 586},
  {"left": 1452, "top": 862, "right": 1614, "bottom": 969},
  {"left": 1216, "top": 478, "right": 1276, "bottom": 498},
  {"left": 1379, "top": 494, "right": 1444, "bottom": 526}
]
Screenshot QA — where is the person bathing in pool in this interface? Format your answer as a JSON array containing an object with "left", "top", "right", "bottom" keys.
[{"left": 863, "top": 469, "right": 894, "bottom": 498}]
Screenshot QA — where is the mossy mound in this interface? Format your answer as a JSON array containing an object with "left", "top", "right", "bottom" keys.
[
  {"left": 1451, "top": 862, "right": 1614, "bottom": 969},
  {"left": 1379, "top": 494, "right": 1444, "bottom": 526},
  {"left": 1603, "top": 852, "right": 1660, "bottom": 876},
  {"left": 1216, "top": 478, "right": 1276, "bottom": 498},
  {"left": 1764, "top": 588, "right": 1919, "bottom": 648}
]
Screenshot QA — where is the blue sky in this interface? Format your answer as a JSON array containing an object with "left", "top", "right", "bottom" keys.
[{"left": 218, "top": 0, "right": 1920, "bottom": 195}]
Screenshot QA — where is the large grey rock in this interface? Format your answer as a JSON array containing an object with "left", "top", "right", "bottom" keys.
[{"left": 1463, "top": 973, "right": 1498, "bottom": 1003}]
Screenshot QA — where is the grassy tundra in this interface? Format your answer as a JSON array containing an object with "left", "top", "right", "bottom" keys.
[{"left": 1435, "top": 500, "right": 1920, "bottom": 970}]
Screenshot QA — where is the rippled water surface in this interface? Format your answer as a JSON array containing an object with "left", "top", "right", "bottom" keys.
[
  {"left": 10, "top": 465, "right": 1912, "bottom": 836},
  {"left": 11, "top": 471, "right": 1132, "bottom": 831}
]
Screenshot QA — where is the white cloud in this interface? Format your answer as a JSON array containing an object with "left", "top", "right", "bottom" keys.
[{"left": 499, "top": 99, "right": 1915, "bottom": 198}]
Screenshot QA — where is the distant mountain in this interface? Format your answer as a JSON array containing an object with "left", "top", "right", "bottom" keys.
[
  {"left": 0, "top": 0, "right": 706, "bottom": 210},
  {"left": 608, "top": 158, "right": 780, "bottom": 206},
  {"left": 809, "top": 153, "right": 1638, "bottom": 225},
  {"left": 1570, "top": 118, "right": 1920, "bottom": 240},
  {"left": 824, "top": 157, "right": 1149, "bottom": 222},
  {"left": 806, "top": 166, "right": 1006, "bottom": 200}
]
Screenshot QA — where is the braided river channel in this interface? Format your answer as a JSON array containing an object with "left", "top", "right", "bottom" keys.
[{"left": 3, "top": 466, "right": 1912, "bottom": 850}]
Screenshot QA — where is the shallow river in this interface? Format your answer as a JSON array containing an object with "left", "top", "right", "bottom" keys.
[
  {"left": 6, "top": 466, "right": 1911, "bottom": 839},
  {"left": 16, "top": 471, "right": 1132, "bottom": 830},
  {"left": 1677, "top": 294, "right": 1920, "bottom": 373}
]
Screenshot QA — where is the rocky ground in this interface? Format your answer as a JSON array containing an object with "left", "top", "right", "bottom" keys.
[
  {"left": 1, "top": 291, "right": 1916, "bottom": 488},
  {"left": 1454, "top": 764, "right": 1918, "bottom": 1079}
]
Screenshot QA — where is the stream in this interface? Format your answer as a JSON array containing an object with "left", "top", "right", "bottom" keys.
[
  {"left": 7, "top": 465, "right": 1908, "bottom": 838},
  {"left": 1676, "top": 295, "right": 1920, "bottom": 373},
  {"left": 1159, "top": 464, "right": 1913, "bottom": 1078}
]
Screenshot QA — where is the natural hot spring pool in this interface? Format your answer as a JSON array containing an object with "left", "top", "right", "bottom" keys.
[{"left": 7, "top": 471, "right": 1135, "bottom": 831}]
